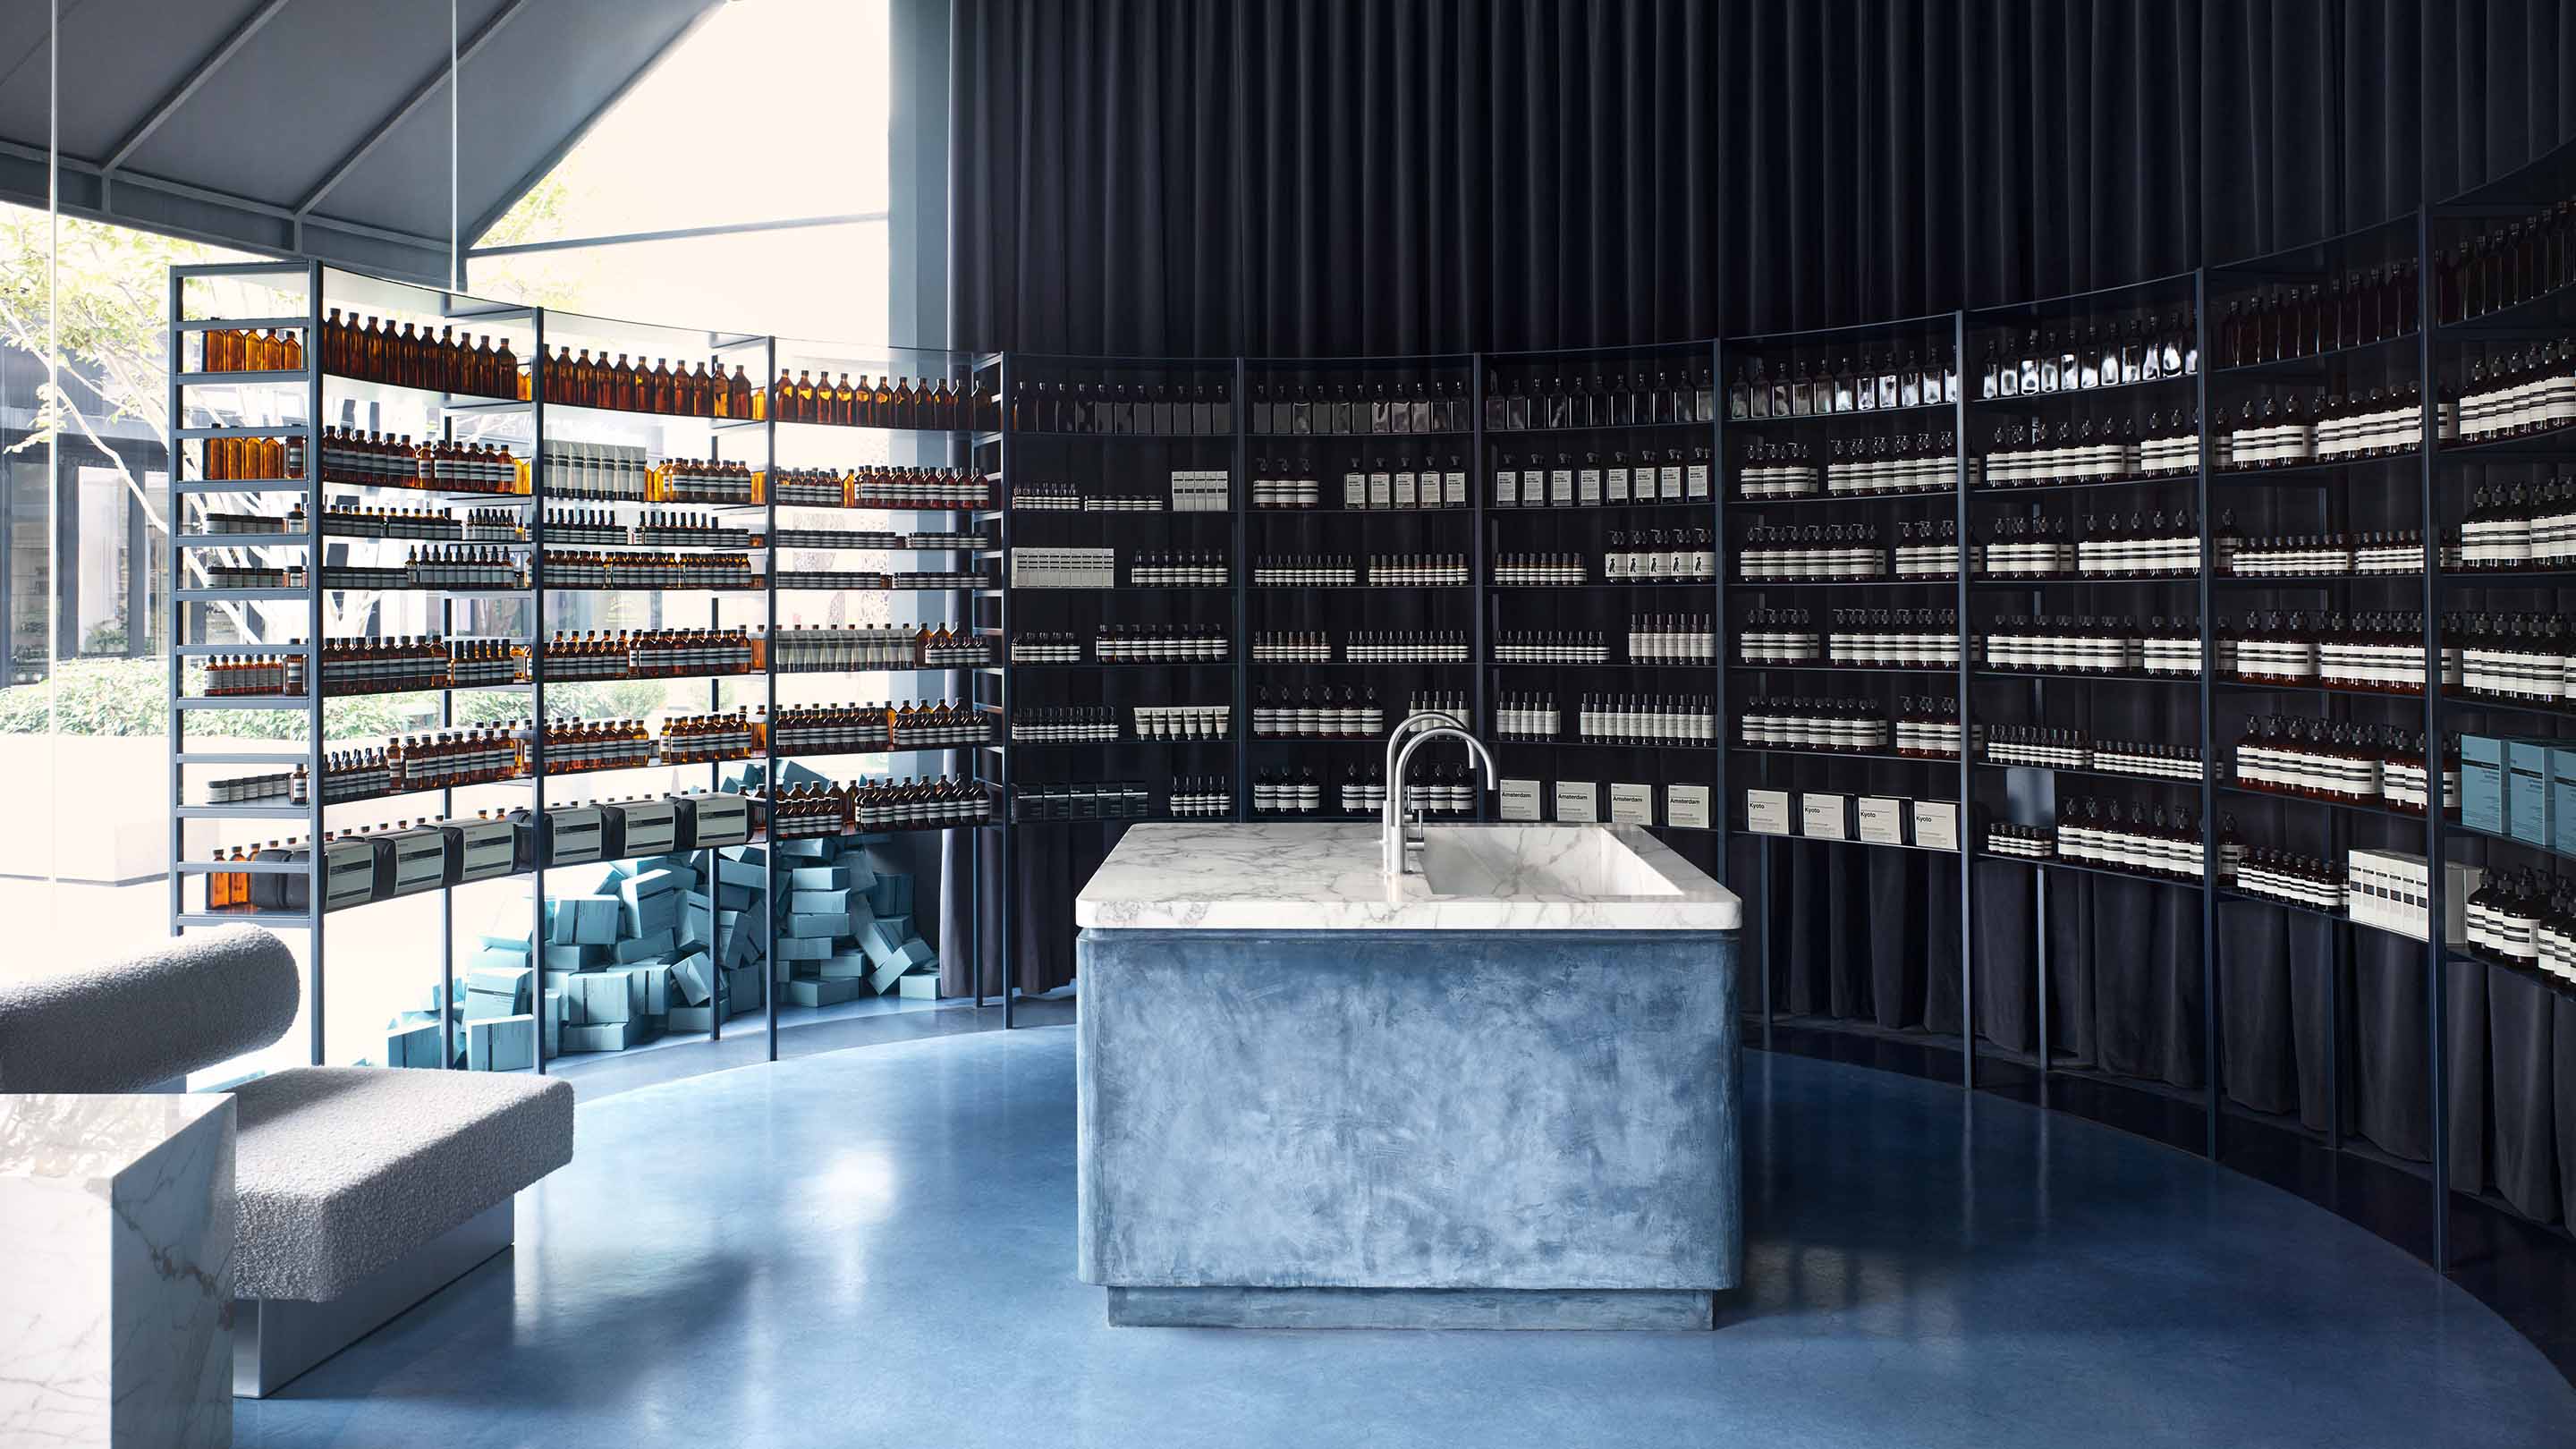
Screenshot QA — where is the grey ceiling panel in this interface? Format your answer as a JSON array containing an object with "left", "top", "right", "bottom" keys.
[
  {"left": 40, "top": 0, "right": 282, "bottom": 159},
  {"left": 0, "top": 0, "right": 720, "bottom": 272},
  {"left": 317, "top": 0, "right": 715, "bottom": 242},
  {"left": 115, "top": 0, "right": 507, "bottom": 210}
]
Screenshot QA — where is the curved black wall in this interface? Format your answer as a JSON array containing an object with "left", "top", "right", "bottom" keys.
[
  {"left": 953, "top": 0, "right": 2576, "bottom": 355},
  {"left": 949, "top": 0, "right": 2576, "bottom": 1263}
]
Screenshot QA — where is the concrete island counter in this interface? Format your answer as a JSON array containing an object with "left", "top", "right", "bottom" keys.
[{"left": 1073, "top": 821, "right": 1742, "bottom": 1329}]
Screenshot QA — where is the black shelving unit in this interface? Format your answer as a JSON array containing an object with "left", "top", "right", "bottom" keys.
[
  {"left": 1480, "top": 340, "right": 1720, "bottom": 867},
  {"left": 168, "top": 267, "right": 994, "bottom": 1072}
]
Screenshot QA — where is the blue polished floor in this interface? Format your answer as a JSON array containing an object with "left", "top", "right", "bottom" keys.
[{"left": 239, "top": 1030, "right": 2574, "bottom": 1448}]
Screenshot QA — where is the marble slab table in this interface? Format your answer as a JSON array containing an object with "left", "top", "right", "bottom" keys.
[{"left": 1, "top": 1093, "right": 235, "bottom": 1447}]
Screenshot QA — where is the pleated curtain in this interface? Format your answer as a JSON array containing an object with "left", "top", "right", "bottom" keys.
[{"left": 953, "top": 0, "right": 2576, "bottom": 1233}]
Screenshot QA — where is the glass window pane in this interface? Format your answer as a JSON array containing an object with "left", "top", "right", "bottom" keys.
[
  {"left": 479, "top": 0, "right": 892, "bottom": 247},
  {"left": 473, "top": 221, "right": 891, "bottom": 344}
]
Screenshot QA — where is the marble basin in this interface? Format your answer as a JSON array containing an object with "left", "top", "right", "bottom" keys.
[{"left": 1417, "top": 824, "right": 1684, "bottom": 900}]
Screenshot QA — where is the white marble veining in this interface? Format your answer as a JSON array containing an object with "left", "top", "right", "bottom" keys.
[
  {"left": 1075, "top": 822, "right": 1741, "bottom": 931},
  {"left": 0, "top": 1093, "right": 234, "bottom": 1448}
]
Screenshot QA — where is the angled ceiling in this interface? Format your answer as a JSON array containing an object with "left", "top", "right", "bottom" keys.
[{"left": 0, "top": 0, "right": 723, "bottom": 281}]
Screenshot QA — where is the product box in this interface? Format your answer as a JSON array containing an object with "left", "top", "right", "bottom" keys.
[
  {"left": 1666, "top": 784, "right": 1712, "bottom": 830},
  {"left": 451, "top": 816, "right": 520, "bottom": 883},
  {"left": 1555, "top": 780, "right": 1599, "bottom": 824},
  {"left": 382, "top": 823, "right": 451, "bottom": 898},
  {"left": 1608, "top": 783, "right": 1655, "bottom": 826},
  {"left": 1801, "top": 792, "right": 1852, "bottom": 841},
  {"left": 613, "top": 928, "right": 674, "bottom": 965},
  {"left": 2553, "top": 748, "right": 2576, "bottom": 859},
  {"left": 601, "top": 798, "right": 680, "bottom": 858},
  {"left": 467, "top": 1014, "right": 537, "bottom": 1072},
  {"left": 1497, "top": 778, "right": 1544, "bottom": 822},
  {"left": 672, "top": 790, "right": 752, "bottom": 849},
  {"left": 559, "top": 1022, "right": 633, "bottom": 1054},
  {"left": 2348, "top": 849, "right": 2483, "bottom": 944},
  {"left": 2462, "top": 734, "right": 2507, "bottom": 836},
  {"left": 1910, "top": 801, "right": 1962, "bottom": 852},
  {"left": 2508, "top": 739, "right": 2554, "bottom": 846},
  {"left": 1856, "top": 795, "right": 1907, "bottom": 845},
  {"left": 1745, "top": 788, "right": 1792, "bottom": 835},
  {"left": 539, "top": 804, "right": 606, "bottom": 866},
  {"left": 785, "top": 977, "right": 861, "bottom": 1008}
]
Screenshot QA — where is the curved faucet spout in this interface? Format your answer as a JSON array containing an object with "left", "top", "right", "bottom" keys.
[{"left": 1383, "top": 716, "right": 1499, "bottom": 877}]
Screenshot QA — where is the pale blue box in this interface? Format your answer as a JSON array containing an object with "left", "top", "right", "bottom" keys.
[
  {"left": 2462, "top": 735, "right": 2506, "bottom": 836},
  {"left": 468, "top": 1014, "right": 537, "bottom": 1072},
  {"left": 2509, "top": 739, "right": 2553, "bottom": 846},
  {"left": 614, "top": 928, "right": 675, "bottom": 964}
]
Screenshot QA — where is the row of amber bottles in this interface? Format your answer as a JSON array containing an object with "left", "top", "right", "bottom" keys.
[
  {"left": 203, "top": 433, "right": 306, "bottom": 482},
  {"left": 543, "top": 349, "right": 755, "bottom": 418},
  {"left": 198, "top": 326, "right": 304, "bottom": 373},
  {"left": 319, "top": 428, "right": 526, "bottom": 494},
  {"left": 201, "top": 653, "right": 298, "bottom": 696},
  {"left": 767, "top": 371, "right": 987, "bottom": 429},
  {"left": 322, "top": 312, "right": 520, "bottom": 400},
  {"left": 540, "top": 628, "right": 758, "bottom": 678}
]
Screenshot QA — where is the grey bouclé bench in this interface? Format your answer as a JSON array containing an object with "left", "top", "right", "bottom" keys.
[{"left": 0, "top": 925, "right": 575, "bottom": 1395}]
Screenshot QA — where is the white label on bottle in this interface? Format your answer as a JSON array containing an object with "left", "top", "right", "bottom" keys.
[
  {"left": 1394, "top": 470, "right": 1418, "bottom": 507},
  {"left": 1660, "top": 464, "right": 1683, "bottom": 499},
  {"left": 1686, "top": 462, "right": 1711, "bottom": 498},
  {"left": 1606, "top": 466, "right": 1631, "bottom": 502},
  {"left": 1444, "top": 470, "right": 1466, "bottom": 506},
  {"left": 1498, "top": 778, "right": 1543, "bottom": 821},
  {"left": 1551, "top": 468, "right": 1575, "bottom": 505},
  {"left": 1368, "top": 470, "right": 1393, "bottom": 508},
  {"left": 1609, "top": 783, "right": 1654, "bottom": 826},
  {"left": 1555, "top": 780, "right": 1599, "bottom": 824},
  {"left": 1578, "top": 468, "right": 1603, "bottom": 504},
  {"left": 1344, "top": 471, "right": 1368, "bottom": 508},
  {"left": 1495, "top": 469, "right": 1519, "bottom": 505}
]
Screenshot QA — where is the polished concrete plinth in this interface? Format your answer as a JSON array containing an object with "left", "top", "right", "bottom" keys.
[
  {"left": 235, "top": 1029, "right": 2576, "bottom": 1449},
  {"left": 1078, "top": 928, "right": 1739, "bottom": 1311}
]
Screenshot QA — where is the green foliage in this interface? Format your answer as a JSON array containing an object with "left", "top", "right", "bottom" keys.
[{"left": 0, "top": 657, "right": 691, "bottom": 738}]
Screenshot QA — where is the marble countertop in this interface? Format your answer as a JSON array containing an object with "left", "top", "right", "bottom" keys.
[
  {"left": 0, "top": 1094, "right": 232, "bottom": 1184},
  {"left": 1075, "top": 821, "right": 1741, "bottom": 932}
]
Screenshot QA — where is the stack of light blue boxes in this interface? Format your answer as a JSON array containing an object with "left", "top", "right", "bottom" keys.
[
  {"left": 2461, "top": 733, "right": 2576, "bottom": 855},
  {"left": 381, "top": 765, "right": 945, "bottom": 1068}
]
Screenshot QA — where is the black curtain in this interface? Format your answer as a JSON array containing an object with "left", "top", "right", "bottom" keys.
[{"left": 954, "top": 0, "right": 2576, "bottom": 1230}]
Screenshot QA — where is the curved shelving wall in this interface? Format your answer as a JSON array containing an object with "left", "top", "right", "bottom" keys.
[{"left": 160, "top": 131, "right": 2576, "bottom": 1370}]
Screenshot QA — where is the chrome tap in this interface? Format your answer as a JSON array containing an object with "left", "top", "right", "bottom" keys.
[{"left": 1382, "top": 711, "right": 1498, "bottom": 877}]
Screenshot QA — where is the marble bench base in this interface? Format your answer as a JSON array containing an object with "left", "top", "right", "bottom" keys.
[
  {"left": 1106, "top": 1286, "right": 1716, "bottom": 1331},
  {"left": 234, "top": 1200, "right": 513, "bottom": 1398}
]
